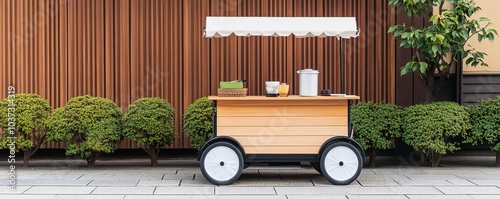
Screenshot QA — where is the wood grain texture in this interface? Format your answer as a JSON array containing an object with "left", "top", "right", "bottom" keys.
[
  {"left": 217, "top": 126, "right": 348, "bottom": 136},
  {"left": 1, "top": 0, "right": 396, "bottom": 149},
  {"left": 217, "top": 116, "right": 348, "bottom": 127},
  {"left": 217, "top": 105, "right": 348, "bottom": 117},
  {"left": 215, "top": 97, "right": 348, "bottom": 154}
]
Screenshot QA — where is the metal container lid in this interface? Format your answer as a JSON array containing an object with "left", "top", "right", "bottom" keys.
[{"left": 297, "top": 69, "right": 319, "bottom": 74}]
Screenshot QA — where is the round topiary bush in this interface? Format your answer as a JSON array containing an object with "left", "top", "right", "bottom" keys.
[
  {"left": 402, "top": 101, "right": 470, "bottom": 167},
  {"left": 123, "top": 97, "right": 175, "bottom": 167},
  {"left": 45, "top": 95, "right": 123, "bottom": 167},
  {"left": 183, "top": 97, "right": 212, "bottom": 151},
  {"left": 465, "top": 96, "right": 500, "bottom": 167},
  {"left": 352, "top": 101, "right": 402, "bottom": 167},
  {"left": 0, "top": 93, "right": 52, "bottom": 167}
]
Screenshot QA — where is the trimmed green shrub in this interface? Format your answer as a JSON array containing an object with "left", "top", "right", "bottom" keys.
[
  {"left": 0, "top": 94, "right": 51, "bottom": 167},
  {"left": 465, "top": 96, "right": 500, "bottom": 167},
  {"left": 123, "top": 97, "right": 175, "bottom": 167},
  {"left": 183, "top": 97, "right": 212, "bottom": 150},
  {"left": 352, "top": 101, "right": 402, "bottom": 167},
  {"left": 45, "top": 95, "right": 123, "bottom": 167},
  {"left": 402, "top": 101, "right": 470, "bottom": 167}
]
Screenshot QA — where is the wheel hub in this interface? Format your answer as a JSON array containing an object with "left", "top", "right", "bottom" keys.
[
  {"left": 339, "top": 161, "right": 344, "bottom": 166},
  {"left": 220, "top": 161, "right": 225, "bottom": 166}
]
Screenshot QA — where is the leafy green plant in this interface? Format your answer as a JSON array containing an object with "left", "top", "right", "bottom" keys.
[
  {"left": 352, "top": 101, "right": 403, "bottom": 167},
  {"left": 45, "top": 95, "right": 123, "bottom": 167},
  {"left": 402, "top": 101, "right": 470, "bottom": 167},
  {"left": 123, "top": 98, "right": 175, "bottom": 167},
  {"left": 183, "top": 97, "right": 213, "bottom": 150},
  {"left": 0, "top": 94, "right": 51, "bottom": 167},
  {"left": 465, "top": 96, "right": 500, "bottom": 167},
  {"left": 389, "top": 0, "right": 497, "bottom": 102}
]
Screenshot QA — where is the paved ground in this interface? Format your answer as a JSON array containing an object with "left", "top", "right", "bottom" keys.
[{"left": 1, "top": 156, "right": 500, "bottom": 199}]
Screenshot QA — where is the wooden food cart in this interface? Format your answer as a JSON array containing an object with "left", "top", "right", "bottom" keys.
[
  {"left": 198, "top": 17, "right": 364, "bottom": 185},
  {"left": 198, "top": 96, "right": 364, "bottom": 185}
]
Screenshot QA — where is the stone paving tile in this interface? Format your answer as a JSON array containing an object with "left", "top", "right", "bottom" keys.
[
  {"left": 229, "top": 179, "right": 314, "bottom": 187},
  {"left": 36, "top": 174, "right": 83, "bottom": 180},
  {"left": 470, "top": 180, "right": 500, "bottom": 186},
  {"left": 215, "top": 187, "right": 276, "bottom": 195},
  {"left": 286, "top": 195, "right": 347, "bottom": 199},
  {"left": 13, "top": 179, "right": 91, "bottom": 186},
  {"left": 162, "top": 174, "right": 195, "bottom": 180},
  {"left": 456, "top": 174, "right": 500, "bottom": 180},
  {"left": 371, "top": 168, "right": 426, "bottom": 175},
  {"left": 15, "top": 170, "right": 72, "bottom": 175},
  {"left": 111, "top": 174, "right": 163, "bottom": 180},
  {"left": 346, "top": 195, "right": 408, "bottom": 199},
  {"left": 436, "top": 186, "right": 500, "bottom": 195},
  {"left": 470, "top": 195, "right": 500, "bottom": 199},
  {"left": 407, "top": 195, "right": 474, "bottom": 199},
  {"left": 275, "top": 186, "right": 441, "bottom": 195},
  {"left": 0, "top": 195, "right": 56, "bottom": 199},
  {"left": 125, "top": 195, "right": 287, "bottom": 199},
  {"left": 360, "top": 169, "right": 376, "bottom": 175},
  {"left": 78, "top": 174, "right": 116, "bottom": 180},
  {"left": 155, "top": 186, "right": 214, "bottom": 195},
  {"left": 23, "top": 186, "right": 95, "bottom": 195},
  {"left": 446, "top": 179, "right": 476, "bottom": 186},
  {"left": 92, "top": 187, "right": 155, "bottom": 195},
  {"left": 357, "top": 174, "right": 409, "bottom": 181},
  {"left": 311, "top": 178, "right": 362, "bottom": 187},
  {"left": 0, "top": 186, "right": 31, "bottom": 194},
  {"left": 137, "top": 180, "right": 180, "bottom": 186},
  {"left": 356, "top": 179, "right": 400, "bottom": 187},
  {"left": 422, "top": 169, "right": 485, "bottom": 175},
  {"left": 179, "top": 179, "right": 217, "bottom": 187},
  {"left": 388, "top": 187, "right": 443, "bottom": 195},
  {"left": 404, "top": 174, "right": 461, "bottom": 180},
  {"left": 53, "top": 195, "right": 125, "bottom": 199},
  {"left": 15, "top": 174, "right": 43, "bottom": 179},
  {"left": 175, "top": 169, "right": 201, "bottom": 175},
  {"left": 88, "top": 179, "right": 139, "bottom": 186},
  {"left": 395, "top": 179, "right": 452, "bottom": 186}
]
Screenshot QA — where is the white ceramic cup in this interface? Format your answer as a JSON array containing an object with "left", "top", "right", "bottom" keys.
[{"left": 265, "top": 81, "right": 280, "bottom": 94}]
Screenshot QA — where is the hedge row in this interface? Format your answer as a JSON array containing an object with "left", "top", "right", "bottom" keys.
[
  {"left": 0, "top": 94, "right": 195, "bottom": 167},
  {"left": 352, "top": 98, "right": 500, "bottom": 167},
  {"left": 1, "top": 94, "right": 499, "bottom": 168}
]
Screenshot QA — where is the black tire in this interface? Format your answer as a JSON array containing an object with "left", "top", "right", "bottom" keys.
[
  {"left": 310, "top": 162, "right": 322, "bottom": 174},
  {"left": 320, "top": 142, "right": 362, "bottom": 185},
  {"left": 200, "top": 142, "right": 243, "bottom": 185}
]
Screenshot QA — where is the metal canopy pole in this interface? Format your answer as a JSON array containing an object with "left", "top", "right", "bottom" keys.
[{"left": 340, "top": 38, "right": 345, "bottom": 94}]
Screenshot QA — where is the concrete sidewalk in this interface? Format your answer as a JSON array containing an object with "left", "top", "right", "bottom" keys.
[{"left": 1, "top": 156, "right": 499, "bottom": 199}]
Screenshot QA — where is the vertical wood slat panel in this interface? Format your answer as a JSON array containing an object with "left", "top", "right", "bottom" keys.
[
  {"left": 1, "top": 0, "right": 397, "bottom": 149},
  {"left": 0, "top": 0, "right": 4, "bottom": 101}
]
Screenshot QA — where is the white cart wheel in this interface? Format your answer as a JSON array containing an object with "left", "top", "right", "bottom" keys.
[
  {"left": 200, "top": 142, "right": 243, "bottom": 185},
  {"left": 320, "top": 142, "right": 362, "bottom": 185}
]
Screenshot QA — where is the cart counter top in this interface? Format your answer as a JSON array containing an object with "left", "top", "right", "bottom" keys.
[{"left": 208, "top": 95, "right": 360, "bottom": 101}]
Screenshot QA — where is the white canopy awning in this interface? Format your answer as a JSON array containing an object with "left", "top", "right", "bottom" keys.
[{"left": 204, "top": 17, "right": 359, "bottom": 39}]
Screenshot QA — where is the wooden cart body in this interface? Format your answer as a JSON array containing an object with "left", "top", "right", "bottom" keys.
[{"left": 201, "top": 95, "right": 363, "bottom": 163}]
